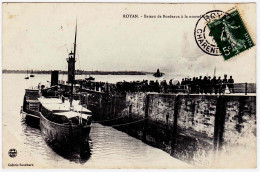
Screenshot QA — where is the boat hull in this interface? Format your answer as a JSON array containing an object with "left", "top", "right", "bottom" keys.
[
  {"left": 39, "top": 112, "right": 91, "bottom": 149},
  {"left": 23, "top": 109, "right": 40, "bottom": 127}
]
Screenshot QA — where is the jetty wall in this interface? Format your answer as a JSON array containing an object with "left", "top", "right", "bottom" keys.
[{"left": 80, "top": 90, "right": 256, "bottom": 165}]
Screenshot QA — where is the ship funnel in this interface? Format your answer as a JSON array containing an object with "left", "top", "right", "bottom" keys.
[{"left": 51, "top": 70, "right": 59, "bottom": 86}]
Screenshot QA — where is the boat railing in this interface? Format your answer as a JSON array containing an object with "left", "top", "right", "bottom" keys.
[{"left": 79, "top": 81, "right": 255, "bottom": 95}]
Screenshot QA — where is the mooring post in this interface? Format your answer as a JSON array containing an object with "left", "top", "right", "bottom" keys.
[
  {"left": 218, "top": 96, "right": 226, "bottom": 151},
  {"left": 171, "top": 95, "right": 180, "bottom": 156},
  {"left": 129, "top": 104, "right": 132, "bottom": 121},
  {"left": 128, "top": 104, "right": 132, "bottom": 134},
  {"left": 111, "top": 95, "right": 114, "bottom": 123},
  {"left": 213, "top": 96, "right": 226, "bottom": 152},
  {"left": 113, "top": 95, "right": 117, "bottom": 118},
  {"left": 213, "top": 97, "right": 220, "bottom": 151},
  {"left": 143, "top": 93, "right": 150, "bottom": 142}
]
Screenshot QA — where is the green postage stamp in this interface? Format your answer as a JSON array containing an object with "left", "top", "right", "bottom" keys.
[{"left": 207, "top": 9, "right": 254, "bottom": 60}]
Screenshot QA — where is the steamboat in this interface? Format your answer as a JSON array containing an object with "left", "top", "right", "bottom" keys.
[
  {"left": 22, "top": 22, "right": 92, "bottom": 150},
  {"left": 153, "top": 68, "right": 164, "bottom": 77}
]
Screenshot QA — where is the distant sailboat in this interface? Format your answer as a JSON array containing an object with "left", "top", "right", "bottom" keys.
[
  {"left": 30, "top": 70, "right": 35, "bottom": 77},
  {"left": 24, "top": 70, "right": 29, "bottom": 79},
  {"left": 85, "top": 75, "right": 95, "bottom": 81},
  {"left": 85, "top": 69, "right": 95, "bottom": 81}
]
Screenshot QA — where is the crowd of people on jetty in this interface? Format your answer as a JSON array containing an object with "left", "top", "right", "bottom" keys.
[{"left": 81, "top": 74, "right": 235, "bottom": 94}]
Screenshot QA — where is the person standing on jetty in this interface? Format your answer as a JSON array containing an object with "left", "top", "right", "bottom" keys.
[
  {"left": 80, "top": 74, "right": 236, "bottom": 95},
  {"left": 228, "top": 76, "right": 235, "bottom": 93},
  {"left": 222, "top": 74, "right": 228, "bottom": 93}
]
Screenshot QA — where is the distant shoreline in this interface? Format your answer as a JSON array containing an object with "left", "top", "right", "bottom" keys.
[{"left": 2, "top": 69, "right": 153, "bottom": 75}]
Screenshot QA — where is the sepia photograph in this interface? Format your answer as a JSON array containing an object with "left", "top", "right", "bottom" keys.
[{"left": 2, "top": 2, "right": 257, "bottom": 169}]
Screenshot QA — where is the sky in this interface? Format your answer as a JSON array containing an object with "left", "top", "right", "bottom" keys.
[{"left": 2, "top": 3, "right": 256, "bottom": 82}]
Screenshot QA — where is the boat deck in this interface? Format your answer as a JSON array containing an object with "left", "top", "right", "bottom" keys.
[{"left": 38, "top": 97, "right": 91, "bottom": 113}]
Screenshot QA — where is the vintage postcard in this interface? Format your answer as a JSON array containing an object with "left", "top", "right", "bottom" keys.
[{"left": 2, "top": 2, "right": 256, "bottom": 169}]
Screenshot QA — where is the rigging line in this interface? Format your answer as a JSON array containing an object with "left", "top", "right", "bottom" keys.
[
  {"left": 92, "top": 106, "right": 172, "bottom": 124},
  {"left": 108, "top": 118, "right": 146, "bottom": 127},
  {"left": 77, "top": 51, "right": 81, "bottom": 70},
  {"left": 61, "top": 46, "right": 68, "bottom": 81},
  {"left": 153, "top": 106, "right": 173, "bottom": 115},
  {"left": 91, "top": 118, "right": 146, "bottom": 128},
  {"left": 77, "top": 51, "right": 81, "bottom": 79},
  {"left": 90, "top": 104, "right": 173, "bottom": 124},
  {"left": 92, "top": 115, "right": 125, "bottom": 123},
  {"left": 90, "top": 103, "right": 175, "bottom": 125}
]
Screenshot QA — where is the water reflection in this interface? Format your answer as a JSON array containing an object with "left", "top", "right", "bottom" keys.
[
  {"left": 21, "top": 113, "right": 40, "bottom": 129},
  {"left": 46, "top": 139, "right": 92, "bottom": 164}
]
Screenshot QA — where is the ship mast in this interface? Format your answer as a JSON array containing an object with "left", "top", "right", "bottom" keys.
[{"left": 70, "top": 21, "right": 77, "bottom": 108}]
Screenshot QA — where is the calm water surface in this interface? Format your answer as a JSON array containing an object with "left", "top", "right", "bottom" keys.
[{"left": 3, "top": 73, "right": 190, "bottom": 168}]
